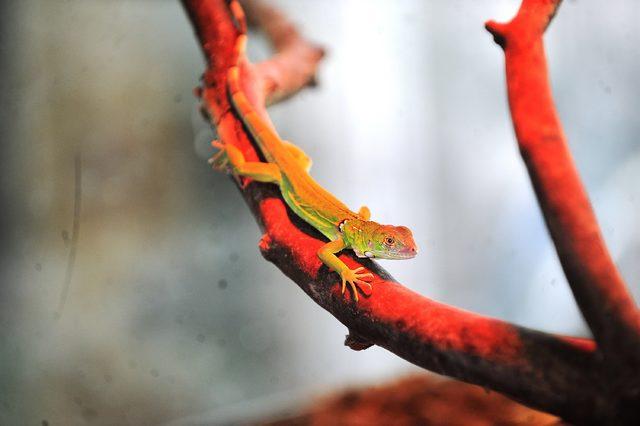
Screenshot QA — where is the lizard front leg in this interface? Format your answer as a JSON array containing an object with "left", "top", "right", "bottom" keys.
[
  {"left": 317, "top": 237, "right": 373, "bottom": 302},
  {"left": 211, "top": 141, "right": 282, "bottom": 184}
]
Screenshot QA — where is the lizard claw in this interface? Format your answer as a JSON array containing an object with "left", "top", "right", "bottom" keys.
[
  {"left": 209, "top": 140, "right": 230, "bottom": 171},
  {"left": 340, "top": 266, "right": 374, "bottom": 302}
]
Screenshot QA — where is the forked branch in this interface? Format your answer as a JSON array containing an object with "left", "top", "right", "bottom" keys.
[{"left": 180, "top": 0, "right": 640, "bottom": 423}]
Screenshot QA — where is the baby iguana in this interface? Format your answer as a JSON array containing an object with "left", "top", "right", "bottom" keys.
[{"left": 211, "top": 35, "right": 417, "bottom": 301}]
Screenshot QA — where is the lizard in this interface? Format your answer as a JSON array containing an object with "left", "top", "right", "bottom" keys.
[{"left": 210, "top": 34, "right": 418, "bottom": 302}]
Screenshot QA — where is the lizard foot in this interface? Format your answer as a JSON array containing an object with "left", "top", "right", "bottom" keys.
[
  {"left": 340, "top": 267, "right": 374, "bottom": 302},
  {"left": 209, "top": 140, "right": 230, "bottom": 171}
]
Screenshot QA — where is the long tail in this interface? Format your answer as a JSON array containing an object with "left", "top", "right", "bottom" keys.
[
  {"left": 227, "top": 36, "right": 283, "bottom": 162},
  {"left": 229, "top": 0, "right": 247, "bottom": 35}
]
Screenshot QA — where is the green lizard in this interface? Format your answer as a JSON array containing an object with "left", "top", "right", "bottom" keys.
[{"left": 211, "top": 35, "right": 417, "bottom": 301}]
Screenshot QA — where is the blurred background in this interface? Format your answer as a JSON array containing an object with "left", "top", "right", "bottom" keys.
[{"left": 1, "top": 0, "right": 639, "bottom": 424}]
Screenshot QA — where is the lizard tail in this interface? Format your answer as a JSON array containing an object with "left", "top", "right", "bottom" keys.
[
  {"left": 226, "top": 5, "right": 286, "bottom": 161},
  {"left": 227, "top": 36, "right": 283, "bottom": 160},
  {"left": 229, "top": 0, "right": 247, "bottom": 35},
  {"left": 227, "top": 49, "right": 252, "bottom": 119}
]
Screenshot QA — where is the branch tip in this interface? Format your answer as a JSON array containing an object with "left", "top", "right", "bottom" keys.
[{"left": 485, "top": 20, "right": 508, "bottom": 48}]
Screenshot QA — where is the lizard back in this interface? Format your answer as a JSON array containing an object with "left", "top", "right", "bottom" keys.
[{"left": 227, "top": 65, "right": 359, "bottom": 240}]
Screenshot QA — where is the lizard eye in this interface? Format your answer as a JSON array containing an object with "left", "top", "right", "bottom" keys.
[{"left": 384, "top": 236, "right": 395, "bottom": 246}]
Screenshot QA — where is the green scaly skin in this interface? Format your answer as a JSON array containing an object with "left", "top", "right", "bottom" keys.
[{"left": 210, "top": 35, "right": 418, "bottom": 301}]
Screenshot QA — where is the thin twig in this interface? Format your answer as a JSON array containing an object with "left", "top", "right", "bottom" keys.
[{"left": 240, "top": 0, "right": 325, "bottom": 104}]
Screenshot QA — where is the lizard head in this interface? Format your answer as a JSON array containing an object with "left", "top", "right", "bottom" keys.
[
  {"left": 344, "top": 220, "right": 418, "bottom": 260},
  {"left": 369, "top": 224, "right": 418, "bottom": 259}
]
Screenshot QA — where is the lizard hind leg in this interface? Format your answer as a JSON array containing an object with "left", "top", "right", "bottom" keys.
[
  {"left": 209, "top": 140, "right": 229, "bottom": 170},
  {"left": 283, "top": 140, "right": 312, "bottom": 172},
  {"left": 358, "top": 206, "right": 371, "bottom": 221},
  {"left": 211, "top": 141, "right": 282, "bottom": 184}
]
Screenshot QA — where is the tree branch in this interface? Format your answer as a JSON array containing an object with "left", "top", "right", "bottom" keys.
[
  {"left": 486, "top": 0, "right": 640, "bottom": 371},
  {"left": 178, "top": 0, "right": 639, "bottom": 423},
  {"left": 239, "top": 0, "right": 325, "bottom": 105}
]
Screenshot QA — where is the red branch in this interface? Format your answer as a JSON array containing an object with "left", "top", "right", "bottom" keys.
[
  {"left": 241, "top": 0, "right": 325, "bottom": 105},
  {"left": 180, "top": 0, "right": 640, "bottom": 422},
  {"left": 485, "top": 0, "right": 640, "bottom": 369}
]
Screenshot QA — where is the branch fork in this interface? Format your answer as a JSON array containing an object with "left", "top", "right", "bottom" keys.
[{"left": 181, "top": 0, "right": 640, "bottom": 422}]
